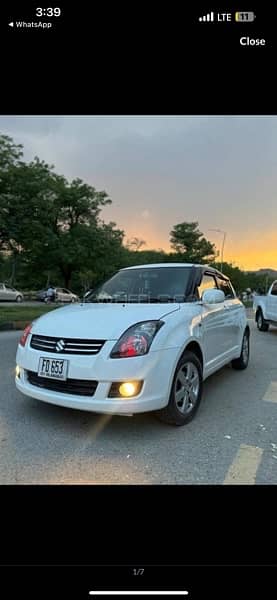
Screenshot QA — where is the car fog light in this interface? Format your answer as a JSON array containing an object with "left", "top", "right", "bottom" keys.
[
  {"left": 15, "top": 365, "right": 21, "bottom": 378},
  {"left": 119, "top": 382, "right": 138, "bottom": 397},
  {"left": 108, "top": 380, "right": 143, "bottom": 398}
]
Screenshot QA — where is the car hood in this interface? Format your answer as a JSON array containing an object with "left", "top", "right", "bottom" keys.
[{"left": 32, "top": 302, "right": 181, "bottom": 339}]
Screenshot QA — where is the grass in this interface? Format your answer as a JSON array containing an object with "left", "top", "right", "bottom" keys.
[{"left": 0, "top": 304, "right": 59, "bottom": 325}]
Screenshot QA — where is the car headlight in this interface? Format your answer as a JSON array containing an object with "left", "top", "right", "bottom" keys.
[
  {"left": 18, "top": 319, "right": 38, "bottom": 347},
  {"left": 110, "top": 320, "right": 164, "bottom": 358},
  {"left": 19, "top": 323, "right": 33, "bottom": 347}
]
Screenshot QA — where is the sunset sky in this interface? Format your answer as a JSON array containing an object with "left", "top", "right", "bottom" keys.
[{"left": 1, "top": 115, "right": 276, "bottom": 270}]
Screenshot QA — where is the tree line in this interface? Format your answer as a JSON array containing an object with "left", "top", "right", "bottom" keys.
[{"left": 0, "top": 133, "right": 272, "bottom": 295}]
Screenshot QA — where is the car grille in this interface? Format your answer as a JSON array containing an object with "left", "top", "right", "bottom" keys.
[
  {"left": 27, "top": 371, "right": 98, "bottom": 396},
  {"left": 30, "top": 335, "right": 105, "bottom": 355}
]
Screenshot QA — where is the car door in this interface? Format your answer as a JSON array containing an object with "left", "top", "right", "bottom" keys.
[
  {"left": 0, "top": 283, "right": 5, "bottom": 300},
  {"left": 62, "top": 288, "right": 71, "bottom": 302},
  {"left": 216, "top": 275, "right": 242, "bottom": 356},
  {"left": 267, "top": 282, "right": 277, "bottom": 320},
  {"left": 4, "top": 285, "right": 16, "bottom": 300},
  {"left": 197, "top": 272, "right": 228, "bottom": 372},
  {"left": 57, "top": 288, "right": 64, "bottom": 301},
  {"left": 55, "top": 288, "right": 62, "bottom": 301}
]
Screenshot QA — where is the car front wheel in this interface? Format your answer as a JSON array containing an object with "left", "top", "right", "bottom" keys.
[
  {"left": 232, "top": 329, "right": 250, "bottom": 370},
  {"left": 16, "top": 295, "right": 22, "bottom": 303},
  {"left": 156, "top": 350, "right": 203, "bottom": 426}
]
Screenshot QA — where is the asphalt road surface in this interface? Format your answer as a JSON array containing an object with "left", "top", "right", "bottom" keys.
[{"left": 1, "top": 317, "right": 277, "bottom": 484}]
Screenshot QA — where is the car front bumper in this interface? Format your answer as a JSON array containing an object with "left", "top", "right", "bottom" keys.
[{"left": 15, "top": 341, "right": 179, "bottom": 415}]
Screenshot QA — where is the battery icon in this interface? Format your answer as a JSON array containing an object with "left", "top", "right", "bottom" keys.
[{"left": 235, "top": 11, "right": 256, "bottom": 22}]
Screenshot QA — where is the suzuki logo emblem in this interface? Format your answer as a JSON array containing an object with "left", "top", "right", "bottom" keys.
[{"left": 56, "top": 339, "right": 65, "bottom": 352}]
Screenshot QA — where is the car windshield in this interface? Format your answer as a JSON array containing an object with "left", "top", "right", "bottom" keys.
[{"left": 85, "top": 267, "right": 193, "bottom": 303}]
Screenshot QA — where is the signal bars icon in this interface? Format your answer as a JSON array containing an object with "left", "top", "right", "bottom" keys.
[{"left": 198, "top": 12, "right": 214, "bottom": 22}]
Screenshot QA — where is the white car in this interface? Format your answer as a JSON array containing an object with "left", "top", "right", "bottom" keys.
[
  {"left": 41, "top": 288, "right": 79, "bottom": 303},
  {"left": 15, "top": 263, "right": 249, "bottom": 426},
  {"left": 253, "top": 280, "right": 277, "bottom": 331},
  {"left": 0, "top": 283, "right": 23, "bottom": 302}
]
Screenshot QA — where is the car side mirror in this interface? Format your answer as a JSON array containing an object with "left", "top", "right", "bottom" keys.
[{"left": 202, "top": 289, "right": 225, "bottom": 304}]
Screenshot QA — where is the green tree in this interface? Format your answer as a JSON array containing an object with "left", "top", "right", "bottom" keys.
[
  {"left": 0, "top": 135, "right": 26, "bottom": 283},
  {"left": 0, "top": 134, "right": 24, "bottom": 253},
  {"left": 170, "top": 221, "right": 216, "bottom": 263},
  {"left": 19, "top": 174, "right": 121, "bottom": 289},
  {"left": 29, "top": 176, "right": 116, "bottom": 288},
  {"left": 0, "top": 155, "right": 59, "bottom": 283},
  {"left": 0, "top": 134, "right": 124, "bottom": 289},
  {"left": 0, "top": 134, "right": 23, "bottom": 173},
  {"left": 125, "top": 237, "right": 146, "bottom": 251}
]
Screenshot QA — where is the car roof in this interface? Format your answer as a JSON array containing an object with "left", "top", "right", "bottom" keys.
[
  {"left": 121, "top": 263, "right": 200, "bottom": 270},
  {"left": 121, "top": 262, "right": 221, "bottom": 272}
]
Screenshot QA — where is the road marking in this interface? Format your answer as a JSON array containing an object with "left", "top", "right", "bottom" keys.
[
  {"left": 223, "top": 444, "right": 263, "bottom": 485},
  {"left": 262, "top": 381, "right": 277, "bottom": 403}
]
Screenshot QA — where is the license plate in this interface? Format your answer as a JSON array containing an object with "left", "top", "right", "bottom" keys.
[{"left": 38, "top": 357, "right": 69, "bottom": 380}]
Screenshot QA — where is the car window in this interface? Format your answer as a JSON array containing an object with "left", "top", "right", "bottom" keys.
[
  {"left": 216, "top": 277, "right": 235, "bottom": 299},
  {"left": 197, "top": 274, "right": 218, "bottom": 298},
  {"left": 63, "top": 289, "right": 70, "bottom": 294},
  {"left": 5, "top": 286, "right": 14, "bottom": 291},
  {"left": 270, "top": 282, "right": 277, "bottom": 296},
  {"left": 86, "top": 267, "right": 192, "bottom": 303}
]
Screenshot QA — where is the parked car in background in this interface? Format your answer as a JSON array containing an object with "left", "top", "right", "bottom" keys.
[
  {"left": 36, "top": 287, "right": 79, "bottom": 303},
  {"left": 253, "top": 280, "right": 277, "bottom": 331},
  {"left": 36, "top": 289, "right": 48, "bottom": 301},
  {"left": 16, "top": 263, "right": 249, "bottom": 426},
  {"left": 0, "top": 283, "right": 23, "bottom": 302}
]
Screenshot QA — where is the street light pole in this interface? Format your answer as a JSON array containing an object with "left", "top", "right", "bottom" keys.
[
  {"left": 208, "top": 229, "right": 227, "bottom": 272},
  {"left": 221, "top": 230, "right": 226, "bottom": 272}
]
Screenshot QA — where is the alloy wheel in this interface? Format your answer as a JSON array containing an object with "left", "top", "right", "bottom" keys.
[{"left": 174, "top": 361, "right": 200, "bottom": 415}]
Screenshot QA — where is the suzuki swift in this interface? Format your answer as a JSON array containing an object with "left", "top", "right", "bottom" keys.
[{"left": 15, "top": 264, "right": 249, "bottom": 426}]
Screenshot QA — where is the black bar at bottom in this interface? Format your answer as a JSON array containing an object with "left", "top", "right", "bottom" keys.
[{"left": 0, "top": 564, "right": 275, "bottom": 599}]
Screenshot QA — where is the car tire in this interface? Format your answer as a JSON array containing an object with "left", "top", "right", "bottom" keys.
[
  {"left": 232, "top": 329, "right": 250, "bottom": 370},
  {"left": 16, "top": 295, "right": 23, "bottom": 303},
  {"left": 71, "top": 298, "right": 75, "bottom": 303},
  {"left": 156, "top": 350, "right": 203, "bottom": 426},
  {"left": 256, "top": 309, "right": 269, "bottom": 331}
]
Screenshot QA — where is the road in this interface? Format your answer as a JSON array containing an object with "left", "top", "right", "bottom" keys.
[{"left": 0, "top": 318, "right": 277, "bottom": 484}]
